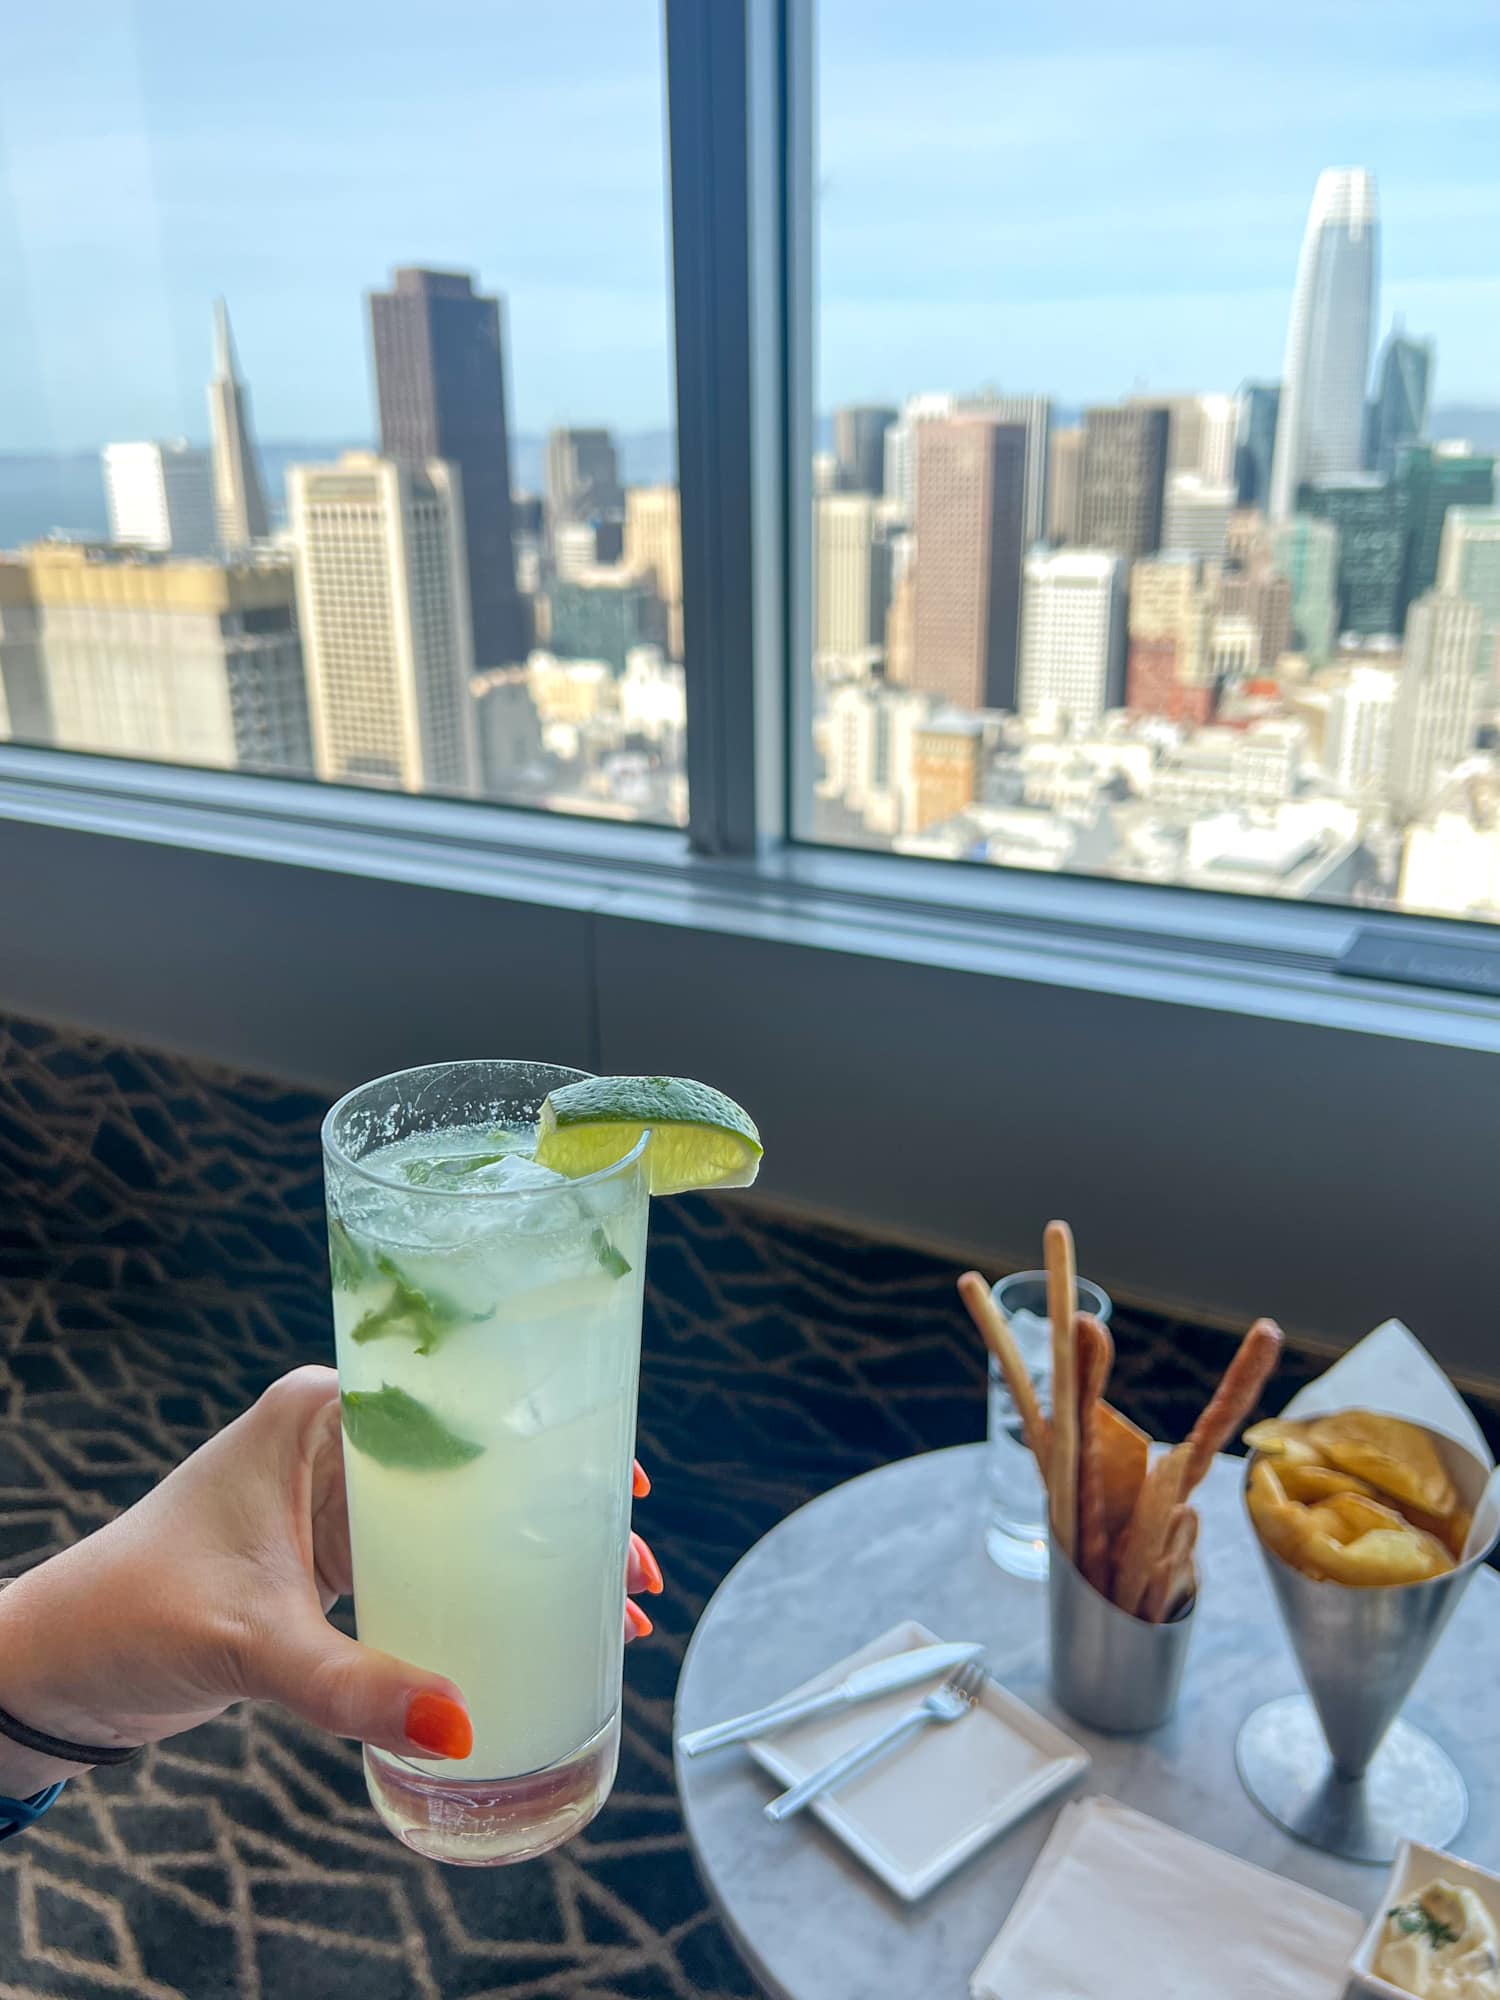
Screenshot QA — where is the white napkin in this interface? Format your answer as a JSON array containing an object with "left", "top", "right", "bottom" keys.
[
  {"left": 1280, "top": 1319, "right": 1500, "bottom": 1562},
  {"left": 969, "top": 1797, "right": 1363, "bottom": 2000}
]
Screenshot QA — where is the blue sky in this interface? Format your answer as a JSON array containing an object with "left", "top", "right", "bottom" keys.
[{"left": 1, "top": 0, "right": 1496, "bottom": 452}]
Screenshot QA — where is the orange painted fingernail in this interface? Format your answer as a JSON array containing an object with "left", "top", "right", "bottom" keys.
[
  {"left": 632, "top": 1462, "right": 651, "bottom": 1498},
  {"left": 626, "top": 1599, "right": 654, "bottom": 1640},
  {"left": 405, "top": 1692, "right": 473, "bottom": 1760},
  {"left": 633, "top": 1534, "right": 664, "bottom": 1595}
]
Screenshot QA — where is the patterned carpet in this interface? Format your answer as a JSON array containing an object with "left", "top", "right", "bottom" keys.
[{"left": 0, "top": 1013, "right": 1497, "bottom": 1999}]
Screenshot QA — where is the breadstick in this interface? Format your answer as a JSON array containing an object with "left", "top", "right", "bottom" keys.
[
  {"left": 1141, "top": 1507, "right": 1197, "bottom": 1623},
  {"left": 1112, "top": 1443, "right": 1189, "bottom": 1616},
  {"left": 958, "top": 1272, "right": 1050, "bottom": 1477},
  {"left": 1044, "top": 1221, "right": 1078, "bottom": 1560},
  {"left": 1181, "top": 1318, "right": 1283, "bottom": 1495},
  {"left": 1074, "top": 1313, "right": 1115, "bottom": 1596},
  {"left": 1168, "top": 1511, "right": 1201, "bottom": 1622}
]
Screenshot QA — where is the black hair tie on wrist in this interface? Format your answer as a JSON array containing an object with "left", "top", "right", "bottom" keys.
[{"left": 0, "top": 1702, "right": 143, "bottom": 1768}]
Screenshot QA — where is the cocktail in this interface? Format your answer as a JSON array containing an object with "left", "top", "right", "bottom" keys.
[{"left": 322, "top": 1060, "right": 759, "bottom": 1865}]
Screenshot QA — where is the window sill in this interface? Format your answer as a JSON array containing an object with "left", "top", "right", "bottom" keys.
[{"left": 2, "top": 745, "right": 1497, "bottom": 1380}]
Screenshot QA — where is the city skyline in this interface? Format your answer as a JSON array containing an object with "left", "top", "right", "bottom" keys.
[{"left": 3, "top": 3, "right": 1499, "bottom": 450}]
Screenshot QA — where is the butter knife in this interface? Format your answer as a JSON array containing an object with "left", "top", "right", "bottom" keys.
[{"left": 677, "top": 1641, "right": 983, "bottom": 1756}]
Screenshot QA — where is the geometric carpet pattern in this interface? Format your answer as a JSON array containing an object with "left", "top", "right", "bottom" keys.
[{"left": 2, "top": 1011, "right": 1497, "bottom": 1998}]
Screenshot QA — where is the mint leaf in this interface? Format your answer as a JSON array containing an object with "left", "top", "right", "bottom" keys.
[
  {"left": 351, "top": 1255, "right": 473, "bottom": 1355},
  {"left": 341, "top": 1385, "right": 483, "bottom": 1471},
  {"left": 328, "top": 1215, "right": 370, "bottom": 1292},
  {"left": 591, "top": 1227, "right": 631, "bottom": 1279}
]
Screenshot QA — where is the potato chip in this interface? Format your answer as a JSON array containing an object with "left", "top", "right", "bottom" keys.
[
  {"left": 1274, "top": 1462, "right": 1378, "bottom": 1505},
  {"left": 1241, "top": 1418, "right": 1326, "bottom": 1467},
  {"left": 1305, "top": 1411, "right": 1457, "bottom": 1520},
  {"left": 1318, "top": 1527, "right": 1453, "bottom": 1587}
]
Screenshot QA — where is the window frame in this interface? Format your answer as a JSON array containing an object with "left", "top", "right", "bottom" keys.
[{"left": 1, "top": 0, "right": 1499, "bottom": 1371}]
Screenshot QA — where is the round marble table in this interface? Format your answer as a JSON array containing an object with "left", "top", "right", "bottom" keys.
[{"left": 674, "top": 1445, "right": 1500, "bottom": 2000}]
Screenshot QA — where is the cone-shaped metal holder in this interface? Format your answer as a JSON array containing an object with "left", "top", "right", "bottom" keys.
[{"left": 1237, "top": 1426, "right": 1498, "bottom": 1863}]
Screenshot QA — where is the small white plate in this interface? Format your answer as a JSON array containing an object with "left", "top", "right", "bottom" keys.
[
  {"left": 1349, "top": 1840, "right": 1500, "bottom": 1998},
  {"left": 748, "top": 1618, "right": 1089, "bottom": 1902}
]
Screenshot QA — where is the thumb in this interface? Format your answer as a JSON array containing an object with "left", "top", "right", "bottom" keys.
[{"left": 248, "top": 1606, "right": 473, "bottom": 1761}]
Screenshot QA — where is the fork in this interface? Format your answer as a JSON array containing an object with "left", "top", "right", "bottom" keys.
[{"left": 763, "top": 1659, "right": 986, "bottom": 1823}]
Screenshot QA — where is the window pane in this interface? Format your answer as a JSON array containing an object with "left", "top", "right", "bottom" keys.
[
  {"left": 807, "top": 2, "right": 1500, "bottom": 923},
  {"left": 0, "top": 4, "right": 685, "bottom": 827}
]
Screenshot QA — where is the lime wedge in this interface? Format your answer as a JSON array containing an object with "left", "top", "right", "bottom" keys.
[{"left": 534, "top": 1075, "right": 762, "bottom": 1195}]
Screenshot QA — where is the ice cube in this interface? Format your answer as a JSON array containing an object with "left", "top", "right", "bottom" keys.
[{"left": 461, "top": 1153, "right": 567, "bottom": 1193}]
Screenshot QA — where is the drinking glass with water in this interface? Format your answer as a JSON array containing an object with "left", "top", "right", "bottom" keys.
[{"left": 985, "top": 1270, "right": 1112, "bottom": 1579}]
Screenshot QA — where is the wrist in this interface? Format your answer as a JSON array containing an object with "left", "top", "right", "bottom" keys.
[{"left": 0, "top": 1569, "right": 142, "bottom": 1788}]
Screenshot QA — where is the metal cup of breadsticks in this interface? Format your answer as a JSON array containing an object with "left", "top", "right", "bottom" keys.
[{"left": 959, "top": 1222, "right": 1284, "bottom": 1734}]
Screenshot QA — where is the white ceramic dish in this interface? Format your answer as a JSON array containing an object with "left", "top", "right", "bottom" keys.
[
  {"left": 748, "top": 1617, "right": 1089, "bottom": 1901},
  {"left": 1349, "top": 1839, "right": 1500, "bottom": 1997}
]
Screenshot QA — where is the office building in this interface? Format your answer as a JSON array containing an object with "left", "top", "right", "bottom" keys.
[
  {"left": 968, "top": 393, "right": 1052, "bottom": 546},
  {"left": 1235, "top": 384, "right": 1281, "bottom": 508},
  {"left": 816, "top": 494, "right": 892, "bottom": 659},
  {"left": 1396, "top": 443, "right": 1496, "bottom": 612},
  {"left": 1366, "top": 327, "right": 1433, "bottom": 476},
  {"left": 1268, "top": 514, "right": 1340, "bottom": 665},
  {"left": 369, "top": 266, "right": 526, "bottom": 669},
  {"left": 818, "top": 681, "right": 930, "bottom": 838},
  {"left": 545, "top": 428, "right": 623, "bottom": 529},
  {"left": 0, "top": 560, "right": 48, "bottom": 742},
  {"left": 1126, "top": 553, "right": 1216, "bottom": 726},
  {"left": 1324, "top": 664, "right": 1397, "bottom": 794},
  {"left": 1047, "top": 426, "right": 1085, "bottom": 544},
  {"left": 548, "top": 568, "right": 663, "bottom": 676},
  {"left": 1078, "top": 405, "right": 1169, "bottom": 560},
  {"left": 910, "top": 714, "right": 983, "bottom": 832},
  {"left": 910, "top": 416, "right": 1028, "bottom": 710},
  {"left": 101, "top": 443, "right": 216, "bottom": 557},
  {"left": 624, "top": 485, "right": 684, "bottom": 660},
  {"left": 1301, "top": 477, "right": 1404, "bottom": 638},
  {"left": 288, "top": 453, "right": 478, "bottom": 795},
  {"left": 834, "top": 406, "right": 897, "bottom": 495},
  {"left": 471, "top": 667, "right": 545, "bottom": 798},
  {"left": 553, "top": 521, "right": 602, "bottom": 582},
  {"left": 1018, "top": 549, "right": 1126, "bottom": 729},
  {"left": 207, "top": 299, "right": 270, "bottom": 551},
  {"left": 1388, "top": 593, "right": 1481, "bottom": 813},
  {"left": 882, "top": 393, "right": 955, "bottom": 522},
  {"left": 1162, "top": 474, "right": 1235, "bottom": 560},
  {"left": 1218, "top": 564, "right": 1292, "bottom": 675},
  {"left": 1269, "top": 169, "right": 1378, "bottom": 517},
  {"left": 1130, "top": 393, "right": 1237, "bottom": 484},
  {"left": 1437, "top": 508, "right": 1500, "bottom": 672},
  {"left": 0, "top": 542, "right": 308, "bottom": 773},
  {"left": 884, "top": 568, "right": 915, "bottom": 685}
]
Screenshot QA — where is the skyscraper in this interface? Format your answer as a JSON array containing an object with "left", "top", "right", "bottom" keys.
[
  {"left": 1078, "top": 405, "right": 1169, "bottom": 559},
  {"left": 1018, "top": 549, "right": 1126, "bottom": 729},
  {"left": 1388, "top": 593, "right": 1481, "bottom": 813},
  {"left": 3, "top": 542, "right": 308, "bottom": 773},
  {"left": 1437, "top": 508, "right": 1500, "bottom": 672},
  {"left": 1125, "top": 553, "right": 1215, "bottom": 725},
  {"left": 101, "top": 442, "right": 216, "bottom": 557},
  {"left": 1301, "top": 477, "right": 1404, "bottom": 637},
  {"left": 910, "top": 416, "right": 1028, "bottom": 711},
  {"left": 882, "top": 393, "right": 955, "bottom": 522},
  {"left": 1235, "top": 383, "right": 1281, "bottom": 508},
  {"left": 1161, "top": 474, "right": 1235, "bottom": 560},
  {"left": 1268, "top": 169, "right": 1379, "bottom": 518},
  {"left": 1396, "top": 442, "right": 1496, "bottom": 614},
  {"left": 1047, "top": 426, "right": 1085, "bottom": 544},
  {"left": 966, "top": 393, "right": 1052, "bottom": 547},
  {"left": 1268, "top": 514, "right": 1340, "bottom": 664},
  {"left": 289, "top": 452, "right": 479, "bottom": 795},
  {"left": 623, "top": 485, "right": 684, "bottom": 659},
  {"left": 545, "top": 429, "right": 623, "bottom": 530},
  {"left": 815, "top": 494, "right": 892, "bottom": 658},
  {"left": 833, "top": 406, "right": 897, "bottom": 495},
  {"left": 368, "top": 267, "right": 526, "bottom": 669},
  {"left": 1366, "top": 326, "right": 1433, "bottom": 476},
  {"left": 207, "top": 299, "right": 270, "bottom": 552},
  {"left": 1325, "top": 665, "right": 1397, "bottom": 795},
  {"left": 1129, "top": 393, "right": 1236, "bottom": 484}
]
